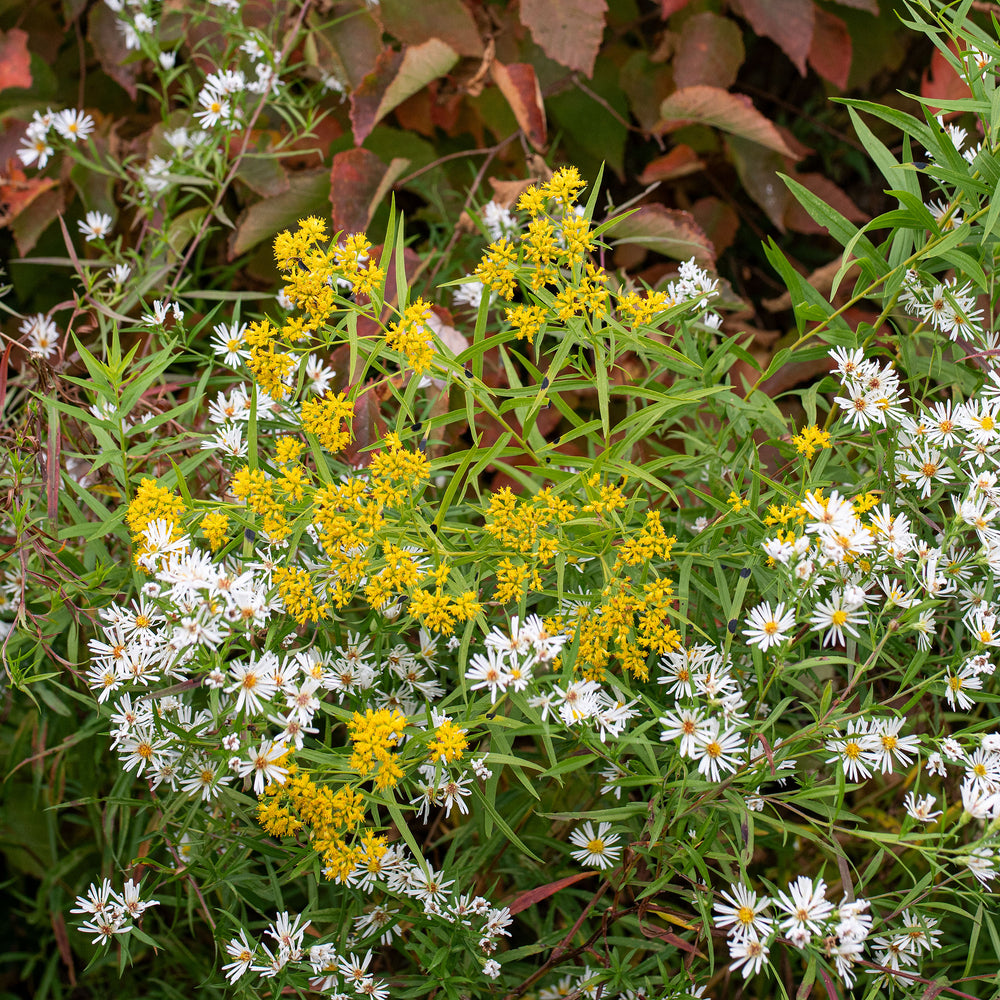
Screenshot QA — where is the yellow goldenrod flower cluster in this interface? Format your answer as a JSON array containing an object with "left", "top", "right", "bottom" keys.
[
  {"left": 614, "top": 510, "right": 676, "bottom": 569},
  {"left": 300, "top": 391, "right": 354, "bottom": 453},
  {"left": 484, "top": 486, "right": 577, "bottom": 562},
  {"left": 272, "top": 565, "right": 329, "bottom": 625},
  {"left": 229, "top": 466, "right": 290, "bottom": 540},
  {"left": 257, "top": 763, "right": 373, "bottom": 881},
  {"left": 126, "top": 477, "right": 185, "bottom": 540},
  {"left": 572, "top": 575, "right": 681, "bottom": 683},
  {"left": 792, "top": 423, "right": 833, "bottom": 460},
  {"left": 200, "top": 510, "right": 229, "bottom": 551},
  {"left": 385, "top": 298, "right": 435, "bottom": 374},
  {"left": 348, "top": 708, "right": 407, "bottom": 790},
  {"left": 764, "top": 503, "right": 806, "bottom": 528},
  {"left": 427, "top": 718, "right": 468, "bottom": 763}
]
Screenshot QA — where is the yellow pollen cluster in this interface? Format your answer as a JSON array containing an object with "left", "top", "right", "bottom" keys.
[{"left": 617, "top": 288, "right": 675, "bottom": 327}]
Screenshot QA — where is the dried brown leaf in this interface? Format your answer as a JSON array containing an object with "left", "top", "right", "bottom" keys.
[
  {"left": 87, "top": 3, "right": 137, "bottom": 98},
  {"left": 921, "top": 41, "right": 968, "bottom": 112},
  {"left": 0, "top": 164, "right": 56, "bottom": 229},
  {"left": 507, "top": 867, "right": 599, "bottom": 915},
  {"left": 690, "top": 196, "right": 738, "bottom": 256},
  {"left": 639, "top": 145, "right": 703, "bottom": 184},
  {"left": 229, "top": 169, "right": 330, "bottom": 259}
]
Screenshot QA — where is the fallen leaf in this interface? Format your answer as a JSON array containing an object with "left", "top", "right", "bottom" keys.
[
  {"left": 235, "top": 154, "right": 291, "bottom": 198},
  {"left": 732, "top": 0, "right": 815, "bottom": 76},
  {"left": 329, "top": 148, "right": 410, "bottom": 234},
  {"left": 350, "top": 39, "right": 459, "bottom": 145},
  {"left": 658, "top": 86, "right": 798, "bottom": 158},
  {"left": 344, "top": 383, "right": 386, "bottom": 466},
  {"left": 639, "top": 145, "right": 704, "bottom": 184},
  {"left": 490, "top": 61, "right": 546, "bottom": 149},
  {"left": 606, "top": 203, "right": 715, "bottom": 268},
  {"left": 808, "top": 8, "right": 852, "bottom": 91},
  {"left": 673, "top": 12, "right": 745, "bottom": 90},
  {"left": 519, "top": 0, "right": 608, "bottom": 78},
  {"left": 0, "top": 29, "right": 31, "bottom": 91},
  {"left": 488, "top": 176, "right": 540, "bottom": 209},
  {"left": 12, "top": 184, "right": 64, "bottom": 255}
]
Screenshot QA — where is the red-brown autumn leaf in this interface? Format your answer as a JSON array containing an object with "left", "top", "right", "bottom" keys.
[
  {"left": 87, "top": 3, "right": 137, "bottom": 98},
  {"left": 519, "top": 0, "right": 608, "bottom": 78},
  {"left": 831, "top": 0, "right": 878, "bottom": 13},
  {"left": 350, "top": 39, "right": 459, "bottom": 145},
  {"left": 690, "top": 196, "right": 739, "bottom": 256},
  {"left": 606, "top": 203, "right": 715, "bottom": 268},
  {"left": 660, "top": 0, "right": 694, "bottom": 14},
  {"left": 639, "top": 145, "right": 703, "bottom": 184},
  {"left": 673, "top": 12, "right": 745, "bottom": 90},
  {"left": 317, "top": 5, "right": 382, "bottom": 91},
  {"left": 921, "top": 42, "right": 968, "bottom": 113},
  {"left": 329, "top": 148, "right": 410, "bottom": 234},
  {"left": 0, "top": 163, "right": 56, "bottom": 228},
  {"left": 490, "top": 61, "right": 546, "bottom": 150},
  {"left": 376, "top": 0, "right": 483, "bottom": 58},
  {"left": 783, "top": 172, "right": 868, "bottom": 234},
  {"left": 229, "top": 169, "right": 331, "bottom": 258},
  {"left": 0, "top": 29, "right": 31, "bottom": 91},
  {"left": 12, "top": 185, "right": 63, "bottom": 256},
  {"left": 508, "top": 872, "right": 597, "bottom": 915},
  {"left": 731, "top": 0, "right": 815, "bottom": 76},
  {"left": 808, "top": 8, "right": 852, "bottom": 91},
  {"left": 658, "top": 86, "right": 798, "bottom": 158}
]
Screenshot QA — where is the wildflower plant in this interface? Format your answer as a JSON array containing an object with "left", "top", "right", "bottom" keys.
[{"left": 11, "top": 1, "right": 1000, "bottom": 999}]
